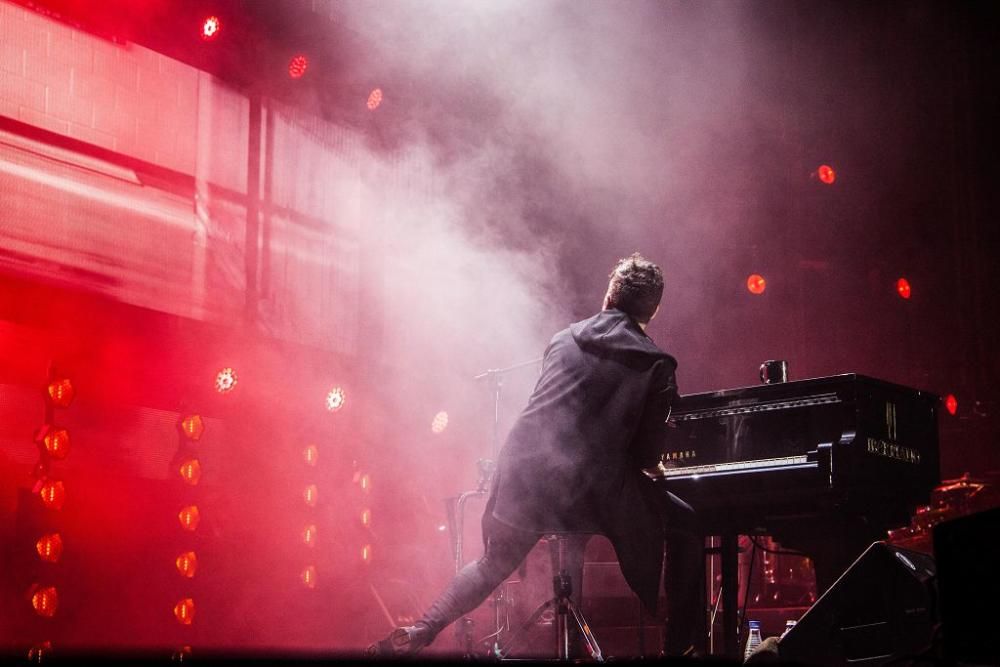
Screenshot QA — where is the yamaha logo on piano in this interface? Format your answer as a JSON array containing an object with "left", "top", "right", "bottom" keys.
[{"left": 866, "top": 401, "right": 920, "bottom": 464}]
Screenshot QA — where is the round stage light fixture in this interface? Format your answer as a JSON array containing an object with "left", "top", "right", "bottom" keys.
[
  {"left": 301, "top": 565, "right": 317, "bottom": 588},
  {"left": 178, "top": 505, "right": 201, "bottom": 531},
  {"left": 288, "top": 54, "right": 309, "bottom": 79},
  {"left": 43, "top": 429, "right": 71, "bottom": 460},
  {"left": 215, "top": 367, "right": 238, "bottom": 394},
  {"left": 178, "top": 459, "right": 202, "bottom": 486},
  {"left": 431, "top": 411, "right": 449, "bottom": 434},
  {"left": 944, "top": 394, "right": 958, "bottom": 416},
  {"left": 896, "top": 277, "right": 912, "bottom": 300},
  {"left": 747, "top": 274, "right": 767, "bottom": 295},
  {"left": 36, "top": 533, "right": 63, "bottom": 563},
  {"left": 818, "top": 164, "right": 836, "bottom": 184},
  {"left": 39, "top": 480, "right": 66, "bottom": 510},
  {"left": 201, "top": 16, "right": 221, "bottom": 41},
  {"left": 303, "top": 484, "right": 318, "bottom": 507},
  {"left": 47, "top": 378, "right": 74, "bottom": 408},
  {"left": 325, "top": 387, "right": 346, "bottom": 412},
  {"left": 31, "top": 585, "right": 59, "bottom": 617},
  {"left": 367, "top": 88, "right": 383, "bottom": 110},
  {"left": 176, "top": 551, "right": 198, "bottom": 578},
  {"left": 303, "top": 445, "right": 319, "bottom": 466},
  {"left": 303, "top": 524, "right": 317, "bottom": 547},
  {"left": 179, "top": 415, "right": 205, "bottom": 441},
  {"left": 174, "top": 598, "right": 195, "bottom": 625}
]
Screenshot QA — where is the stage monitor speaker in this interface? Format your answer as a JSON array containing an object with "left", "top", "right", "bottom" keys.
[
  {"left": 933, "top": 505, "right": 1000, "bottom": 665},
  {"left": 778, "top": 541, "right": 936, "bottom": 666}
]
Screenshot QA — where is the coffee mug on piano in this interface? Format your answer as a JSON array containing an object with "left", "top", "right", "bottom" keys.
[{"left": 759, "top": 360, "right": 788, "bottom": 384}]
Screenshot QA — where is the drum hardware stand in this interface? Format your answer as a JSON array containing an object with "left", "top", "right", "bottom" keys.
[
  {"left": 494, "top": 535, "right": 604, "bottom": 662},
  {"left": 447, "top": 358, "right": 542, "bottom": 656}
]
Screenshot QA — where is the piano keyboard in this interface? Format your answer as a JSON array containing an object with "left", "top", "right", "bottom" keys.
[{"left": 647, "top": 454, "right": 814, "bottom": 480}]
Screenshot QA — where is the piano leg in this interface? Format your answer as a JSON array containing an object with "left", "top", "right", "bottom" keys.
[{"left": 721, "top": 533, "right": 739, "bottom": 659}]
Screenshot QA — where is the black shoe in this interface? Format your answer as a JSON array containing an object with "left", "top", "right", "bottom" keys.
[{"left": 365, "top": 624, "right": 433, "bottom": 658}]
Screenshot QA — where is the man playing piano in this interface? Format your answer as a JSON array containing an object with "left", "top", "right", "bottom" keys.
[{"left": 368, "top": 253, "right": 703, "bottom": 658}]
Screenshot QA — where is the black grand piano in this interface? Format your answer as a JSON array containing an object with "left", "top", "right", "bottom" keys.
[{"left": 645, "top": 373, "right": 941, "bottom": 656}]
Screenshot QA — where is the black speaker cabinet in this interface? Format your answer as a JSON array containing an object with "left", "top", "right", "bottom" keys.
[
  {"left": 933, "top": 506, "right": 1000, "bottom": 665},
  {"left": 778, "top": 541, "right": 936, "bottom": 666}
]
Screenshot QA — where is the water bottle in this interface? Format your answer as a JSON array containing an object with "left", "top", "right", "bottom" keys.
[
  {"left": 743, "top": 620, "right": 763, "bottom": 660},
  {"left": 781, "top": 619, "right": 797, "bottom": 639}
]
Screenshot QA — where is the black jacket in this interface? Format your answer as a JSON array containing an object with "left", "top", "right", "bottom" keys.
[{"left": 486, "top": 308, "right": 685, "bottom": 612}]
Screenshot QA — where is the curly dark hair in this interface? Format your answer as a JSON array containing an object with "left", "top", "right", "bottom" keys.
[{"left": 604, "top": 253, "right": 663, "bottom": 324}]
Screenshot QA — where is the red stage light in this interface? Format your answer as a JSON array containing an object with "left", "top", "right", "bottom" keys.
[
  {"left": 303, "top": 485, "right": 318, "bottom": 507},
  {"left": 325, "top": 387, "right": 346, "bottom": 412},
  {"left": 431, "top": 411, "right": 449, "bottom": 434},
  {"left": 43, "top": 429, "right": 71, "bottom": 460},
  {"left": 39, "top": 481, "right": 66, "bottom": 510},
  {"left": 361, "top": 509, "right": 371, "bottom": 527},
  {"left": 176, "top": 551, "right": 198, "bottom": 578},
  {"left": 174, "top": 598, "right": 195, "bottom": 625},
  {"left": 301, "top": 565, "right": 317, "bottom": 588},
  {"left": 215, "top": 367, "right": 238, "bottom": 394},
  {"left": 178, "top": 505, "right": 201, "bottom": 531},
  {"left": 361, "top": 544, "right": 372, "bottom": 563},
  {"left": 47, "top": 378, "right": 74, "bottom": 408},
  {"left": 897, "top": 277, "right": 912, "bottom": 300},
  {"left": 288, "top": 54, "right": 309, "bottom": 79},
  {"left": 36, "top": 533, "right": 63, "bottom": 563},
  {"left": 201, "top": 16, "right": 221, "bottom": 41},
  {"left": 303, "top": 524, "right": 317, "bottom": 547},
  {"left": 303, "top": 445, "right": 318, "bottom": 466},
  {"left": 367, "top": 88, "right": 383, "bottom": 111},
  {"left": 945, "top": 394, "right": 958, "bottom": 416},
  {"left": 31, "top": 586, "right": 58, "bottom": 617},
  {"left": 180, "top": 415, "right": 205, "bottom": 441},
  {"left": 178, "top": 459, "right": 202, "bottom": 486},
  {"left": 817, "top": 164, "right": 836, "bottom": 185},
  {"left": 747, "top": 274, "right": 766, "bottom": 295},
  {"left": 359, "top": 473, "right": 371, "bottom": 492},
  {"left": 27, "top": 642, "right": 52, "bottom": 662}
]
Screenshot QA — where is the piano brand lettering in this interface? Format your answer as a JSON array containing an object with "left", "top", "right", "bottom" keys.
[
  {"left": 662, "top": 450, "right": 697, "bottom": 461},
  {"left": 866, "top": 437, "right": 921, "bottom": 464}
]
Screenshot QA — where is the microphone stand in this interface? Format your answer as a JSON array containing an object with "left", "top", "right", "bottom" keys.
[{"left": 450, "top": 356, "right": 542, "bottom": 657}]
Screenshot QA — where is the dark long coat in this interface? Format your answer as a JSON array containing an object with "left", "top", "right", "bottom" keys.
[{"left": 485, "top": 308, "right": 687, "bottom": 613}]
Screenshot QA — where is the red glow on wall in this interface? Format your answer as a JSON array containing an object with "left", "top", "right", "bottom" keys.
[
  {"left": 43, "top": 429, "right": 71, "bottom": 460},
  {"left": 201, "top": 16, "right": 221, "bottom": 41},
  {"left": 174, "top": 598, "right": 195, "bottom": 625},
  {"left": 179, "top": 415, "right": 205, "bottom": 441},
  {"left": 945, "top": 394, "right": 958, "bottom": 416},
  {"left": 288, "top": 54, "right": 309, "bottom": 79},
  {"left": 36, "top": 533, "right": 64, "bottom": 563},
  {"left": 178, "top": 505, "right": 200, "bottom": 531},
  {"left": 39, "top": 480, "right": 66, "bottom": 510},
  {"left": 367, "top": 88, "right": 383, "bottom": 111},
  {"left": 31, "top": 585, "right": 59, "bottom": 617},
  {"left": 176, "top": 551, "right": 198, "bottom": 578},
  {"left": 178, "top": 459, "right": 202, "bottom": 485},
  {"left": 818, "top": 164, "right": 836, "bottom": 184},
  {"left": 747, "top": 274, "right": 766, "bottom": 295},
  {"left": 47, "top": 378, "right": 74, "bottom": 408},
  {"left": 897, "top": 277, "right": 912, "bottom": 299}
]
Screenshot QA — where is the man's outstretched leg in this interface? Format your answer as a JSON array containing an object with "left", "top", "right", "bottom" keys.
[{"left": 367, "top": 521, "right": 540, "bottom": 657}]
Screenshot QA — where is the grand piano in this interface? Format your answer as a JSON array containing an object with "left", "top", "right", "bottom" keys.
[{"left": 645, "top": 373, "right": 941, "bottom": 656}]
